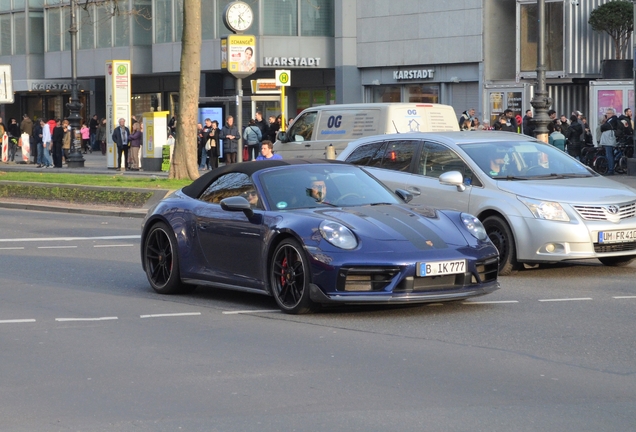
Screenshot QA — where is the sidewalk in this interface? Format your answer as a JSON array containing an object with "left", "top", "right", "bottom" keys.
[{"left": 0, "top": 150, "right": 170, "bottom": 218}]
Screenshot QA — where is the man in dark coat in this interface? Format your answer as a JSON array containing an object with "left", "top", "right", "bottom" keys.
[
  {"left": 522, "top": 109, "right": 535, "bottom": 137},
  {"left": 111, "top": 117, "right": 131, "bottom": 170},
  {"left": 51, "top": 119, "right": 65, "bottom": 168}
]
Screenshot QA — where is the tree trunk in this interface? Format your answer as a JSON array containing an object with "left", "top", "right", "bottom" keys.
[{"left": 169, "top": 0, "right": 201, "bottom": 180}]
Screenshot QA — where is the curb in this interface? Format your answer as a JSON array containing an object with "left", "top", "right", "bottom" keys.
[{"left": 0, "top": 200, "right": 148, "bottom": 218}]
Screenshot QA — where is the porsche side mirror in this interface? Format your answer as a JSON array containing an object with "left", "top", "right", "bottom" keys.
[
  {"left": 439, "top": 171, "right": 466, "bottom": 192},
  {"left": 395, "top": 189, "right": 413, "bottom": 203},
  {"left": 220, "top": 196, "right": 254, "bottom": 218}
]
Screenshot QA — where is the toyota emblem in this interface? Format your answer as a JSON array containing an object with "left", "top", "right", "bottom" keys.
[{"left": 605, "top": 205, "right": 620, "bottom": 214}]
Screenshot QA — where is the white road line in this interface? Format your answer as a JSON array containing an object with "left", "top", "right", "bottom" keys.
[
  {"left": 613, "top": 296, "right": 636, "bottom": 299},
  {"left": 38, "top": 246, "right": 78, "bottom": 249},
  {"left": 93, "top": 244, "right": 135, "bottom": 248},
  {"left": 462, "top": 300, "right": 519, "bottom": 304},
  {"left": 55, "top": 317, "right": 118, "bottom": 322},
  {"left": 140, "top": 313, "right": 202, "bottom": 318},
  {"left": 0, "top": 247, "right": 25, "bottom": 250},
  {"left": 222, "top": 310, "right": 280, "bottom": 315},
  {"left": 0, "top": 235, "right": 140, "bottom": 243},
  {"left": 538, "top": 297, "right": 593, "bottom": 302},
  {"left": 0, "top": 319, "right": 36, "bottom": 324}
]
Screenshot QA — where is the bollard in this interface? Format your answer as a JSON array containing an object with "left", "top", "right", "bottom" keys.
[{"left": 325, "top": 144, "right": 336, "bottom": 160}]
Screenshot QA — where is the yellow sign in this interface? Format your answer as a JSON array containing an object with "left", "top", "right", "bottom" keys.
[{"left": 227, "top": 34, "right": 256, "bottom": 78}]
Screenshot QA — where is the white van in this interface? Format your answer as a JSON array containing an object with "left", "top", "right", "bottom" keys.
[{"left": 274, "top": 103, "right": 459, "bottom": 159}]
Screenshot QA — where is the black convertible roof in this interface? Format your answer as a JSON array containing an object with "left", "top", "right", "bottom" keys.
[{"left": 181, "top": 159, "right": 347, "bottom": 198}]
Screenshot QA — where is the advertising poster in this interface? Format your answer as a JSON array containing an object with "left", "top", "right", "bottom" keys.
[
  {"left": 597, "top": 89, "right": 623, "bottom": 120},
  {"left": 227, "top": 34, "right": 256, "bottom": 78}
]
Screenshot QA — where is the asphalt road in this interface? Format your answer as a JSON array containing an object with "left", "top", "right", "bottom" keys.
[{"left": 0, "top": 208, "right": 634, "bottom": 431}]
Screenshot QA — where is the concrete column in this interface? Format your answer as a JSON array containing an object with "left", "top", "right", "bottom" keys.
[{"left": 335, "top": 0, "right": 361, "bottom": 104}]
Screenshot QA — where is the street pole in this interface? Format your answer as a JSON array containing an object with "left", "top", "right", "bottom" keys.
[
  {"left": 66, "top": 0, "right": 85, "bottom": 168},
  {"left": 530, "top": 0, "right": 552, "bottom": 143},
  {"left": 633, "top": 0, "right": 636, "bottom": 157},
  {"left": 237, "top": 77, "right": 243, "bottom": 162}
]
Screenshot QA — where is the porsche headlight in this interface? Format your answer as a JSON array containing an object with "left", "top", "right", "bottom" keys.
[
  {"left": 319, "top": 221, "right": 357, "bottom": 250},
  {"left": 461, "top": 213, "right": 488, "bottom": 241},
  {"left": 518, "top": 197, "right": 570, "bottom": 222}
]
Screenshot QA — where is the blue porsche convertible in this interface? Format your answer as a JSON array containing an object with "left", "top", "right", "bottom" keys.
[{"left": 141, "top": 160, "right": 499, "bottom": 314}]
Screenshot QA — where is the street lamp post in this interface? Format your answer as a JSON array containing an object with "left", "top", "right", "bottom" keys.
[
  {"left": 530, "top": 0, "right": 552, "bottom": 143},
  {"left": 66, "top": 0, "right": 85, "bottom": 168}
]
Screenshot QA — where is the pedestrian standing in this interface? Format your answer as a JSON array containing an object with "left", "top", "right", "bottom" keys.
[
  {"left": 40, "top": 119, "right": 53, "bottom": 168},
  {"left": 32, "top": 119, "right": 43, "bottom": 167},
  {"left": 220, "top": 115, "right": 239, "bottom": 164},
  {"left": 52, "top": 119, "right": 64, "bottom": 168},
  {"left": 96, "top": 118, "right": 107, "bottom": 155},
  {"left": 89, "top": 114, "right": 99, "bottom": 151},
  {"left": 243, "top": 119, "right": 262, "bottom": 161},
  {"left": 81, "top": 122, "right": 91, "bottom": 153},
  {"left": 111, "top": 118, "right": 131, "bottom": 170},
  {"left": 128, "top": 122, "right": 143, "bottom": 170},
  {"left": 565, "top": 115, "right": 583, "bottom": 160}
]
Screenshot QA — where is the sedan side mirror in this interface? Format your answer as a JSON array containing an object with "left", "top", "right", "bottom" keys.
[
  {"left": 220, "top": 196, "right": 254, "bottom": 218},
  {"left": 438, "top": 171, "right": 466, "bottom": 192},
  {"left": 277, "top": 131, "right": 288, "bottom": 143},
  {"left": 395, "top": 189, "right": 413, "bottom": 203}
]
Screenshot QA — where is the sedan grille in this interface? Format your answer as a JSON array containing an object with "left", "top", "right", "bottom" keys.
[
  {"left": 573, "top": 201, "right": 636, "bottom": 222},
  {"left": 594, "top": 242, "right": 636, "bottom": 253}
]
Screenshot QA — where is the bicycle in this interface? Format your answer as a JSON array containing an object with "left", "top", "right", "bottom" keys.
[{"left": 593, "top": 141, "right": 629, "bottom": 175}]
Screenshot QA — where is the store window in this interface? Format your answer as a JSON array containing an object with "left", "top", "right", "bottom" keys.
[
  {"left": 372, "top": 86, "right": 401, "bottom": 103},
  {"left": 29, "top": 11, "right": 44, "bottom": 53},
  {"left": 0, "top": 14, "right": 11, "bottom": 55},
  {"left": 79, "top": 4, "right": 93, "bottom": 49},
  {"left": 62, "top": 6, "right": 70, "bottom": 50},
  {"left": 96, "top": 5, "right": 111, "bottom": 48},
  {"left": 0, "top": 1, "right": 11, "bottom": 12},
  {"left": 201, "top": 0, "right": 214, "bottom": 40},
  {"left": 263, "top": 0, "right": 297, "bottom": 36},
  {"left": 46, "top": 6, "right": 61, "bottom": 52},
  {"left": 13, "top": 11, "right": 25, "bottom": 54},
  {"left": 520, "top": 1, "right": 563, "bottom": 72},
  {"left": 174, "top": 0, "right": 183, "bottom": 42},
  {"left": 132, "top": 0, "right": 152, "bottom": 45},
  {"left": 114, "top": 9, "right": 129, "bottom": 46},
  {"left": 407, "top": 84, "right": 439, "bottom": 103},
  {"left": 301, "top": 0, "right": 333, "bottom": 36}
]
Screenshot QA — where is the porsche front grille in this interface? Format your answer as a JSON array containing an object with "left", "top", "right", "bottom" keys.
[
  {"left": 337, "top": 267, "right": 401, "bottom": 292},
  {"left": 471, "top": 257, "right": 499, "bottom": 284}
]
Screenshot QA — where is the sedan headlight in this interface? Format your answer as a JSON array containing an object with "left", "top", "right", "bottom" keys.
[
  {"left": 461, "top": 213, "right": 488, "bottom": 241},
  {"left": 518, "top": 197, "right": 570, "bottom": 222},
  {"left": 319, "top": 221, "right": 358, "bottom": 250}
]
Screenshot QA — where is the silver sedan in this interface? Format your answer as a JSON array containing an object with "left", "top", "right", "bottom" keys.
[{"left": 338, "top": 131, "right": 636, "bottom": 275}]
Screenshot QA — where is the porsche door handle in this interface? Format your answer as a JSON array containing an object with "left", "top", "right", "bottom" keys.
[{"left": 406, "top": 187, "right": 421, "bottom": 196}]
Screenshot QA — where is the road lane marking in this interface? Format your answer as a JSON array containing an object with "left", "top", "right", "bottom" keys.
[
  {"left": 140, "top": 313, "right": 202, "bottom": 318},
  {"left": 38, "top": 246, "right": 78, "bottom": 249},
  {"left": 538, "top": 297, "right": 593, "bottom": 302},
  {"left": 55, "top": 317, "right": 118, "bottom": 322},
  {"left": 0, "top": 319, "right": 36, "bottom": 324},
  {"left": 613, "top": 296, "right": 636, "bottom": 299},
  {"left": 0, "top": 235, "right": 140, "bottom": 243},
  {"left": 222, "top": 310, "right": 280, "bottom": 315},
  {"left": 0, "top": 247, "right": 25, "bottom": 250},
  {"left": 462, "top": 300, "right": 519, "bottom": 304},
  {"left": 93, "top": 244, "right": 135, "bottom": 248}
]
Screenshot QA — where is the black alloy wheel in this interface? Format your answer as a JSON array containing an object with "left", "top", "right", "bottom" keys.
[
  {"left": 143, "top": 222, "right": 194, "bottom": 294},
  {"left": 270, "top": 239, "right": 315, "bottom": 314},
  {"left": 483, "top": 216, "right": 519, "bottom": 276}
]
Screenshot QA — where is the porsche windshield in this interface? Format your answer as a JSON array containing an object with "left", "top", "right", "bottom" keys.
[
  {"left": 461, "top": 141, "right": 595, "bottom": 179},
  {"left": 259, "top": 165, "right": 401, "bottom": 209}
]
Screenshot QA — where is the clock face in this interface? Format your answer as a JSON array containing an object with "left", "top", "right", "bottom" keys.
[{"left": 225, "top": 1, "right": 254, "bottom": 33}]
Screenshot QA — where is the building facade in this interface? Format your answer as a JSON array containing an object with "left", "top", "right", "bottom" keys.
[{"left": 0, "top": 0, "right": 629, "bottom": 130}]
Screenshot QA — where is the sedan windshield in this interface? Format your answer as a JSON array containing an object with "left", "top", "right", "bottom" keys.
[
  {"left": 461, "top": 141, "right": 595, "bottom": 179},
  {"left": 258, "top": 165, "right": 401, "bottom": 209}
]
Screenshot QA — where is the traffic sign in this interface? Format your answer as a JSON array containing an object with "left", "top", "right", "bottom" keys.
[{"left": 276, "top": 70, "right": 291, "bottom": 87}]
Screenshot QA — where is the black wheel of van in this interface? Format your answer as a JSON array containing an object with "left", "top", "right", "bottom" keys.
[{"left": 482, "top": 216, "right": 519, "bottom": 276}]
